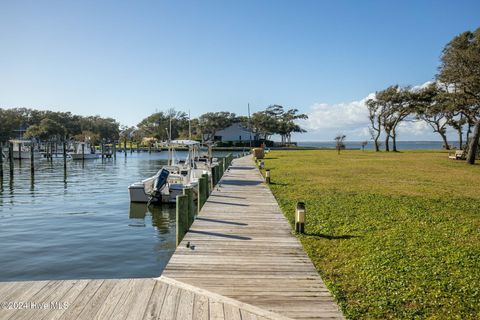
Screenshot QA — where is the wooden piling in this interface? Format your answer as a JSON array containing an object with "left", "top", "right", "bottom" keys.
[
  {"left": 81, "top": 143, "right": 85, "bottom": 162},
  {"left": 101, "top": 142, "right": 105, "bottom": 159},
  {"left": 183, "top": 187, "right": 195, "bottom": 228},
  {"left": 18, "top": 142, "right": 22, "bottom": 166},
  {"left": 176, "top": 194, "right": 188, "bottom": 246},
  {"left": 218, "top": 158, "right": 223, "bottom": 178},
  {"left": 112, "top": 141, "right": 116, "bottom": 159},
  {"left": 202, "top": 173, "right": 210, "bottom": 196},
  {"left": 211, "top": 165, "right": 217, "bottom": 186},
  {"left": 30, "top": 143, "right": 35, "bottom": 176},
  {"left": 0, "top": 142, "right": 4, "bottom": 179},
  {"left": 63, "top": 141, "right": 67, "bottom": 172},
  {"left": 130, "top": 141, "right": 133, "bottom": 154},
  {"left": 124, "top": 140, "right": 127, "bottom": 157},
  {"left": 9, "top": 142, "right": 14, "bottom": 175},
  {"left": 198, "top": 176, "right": 206, "bottom": 213}
]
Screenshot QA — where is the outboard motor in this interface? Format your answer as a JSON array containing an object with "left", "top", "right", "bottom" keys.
[{"left": 148, "top": 169, "right": 170, "bottom": 205}]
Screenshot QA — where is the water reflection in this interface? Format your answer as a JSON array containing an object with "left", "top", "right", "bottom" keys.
[{"left": 129, "top": 202, "right": 176, "bottom": 233}]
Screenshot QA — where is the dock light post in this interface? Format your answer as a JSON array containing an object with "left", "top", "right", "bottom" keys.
[
  {"left": 265, "top": 169, "right": 271, "bottom": 184},
  {"left": 295, "top": 202, "right": 306, "bottom": 234}
]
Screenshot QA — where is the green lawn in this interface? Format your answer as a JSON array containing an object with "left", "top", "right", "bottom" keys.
[{"left": 262, "top": 150, "right": 480, "bottom": 319}]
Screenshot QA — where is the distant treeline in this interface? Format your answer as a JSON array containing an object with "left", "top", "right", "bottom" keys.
[
  {"left": 0, "top": 108, "right": 119, "bottom": 143},
  {"left": 0, "top": 105, "right": 307, "bottom": 146}
]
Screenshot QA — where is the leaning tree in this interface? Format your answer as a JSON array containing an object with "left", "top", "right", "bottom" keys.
[{"left": 438, "top": 27, "right": 480, "bottom": 164}]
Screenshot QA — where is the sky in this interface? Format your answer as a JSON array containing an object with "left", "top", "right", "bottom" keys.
[{"left": 1, "top": 0, "right": 479, "bottom": 141}]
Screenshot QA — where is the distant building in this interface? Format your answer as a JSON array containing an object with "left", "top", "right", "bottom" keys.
[{"left": 210, "top": 122, "right": 255, "bottom": 142}]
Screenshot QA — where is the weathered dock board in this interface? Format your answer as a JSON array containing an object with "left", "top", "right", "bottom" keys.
[
  {"left": 0, "top": 277, "right": 289, "bottom": 320},
  {"left": 162, "top": 156, "right": 344, "bottom": 320}
]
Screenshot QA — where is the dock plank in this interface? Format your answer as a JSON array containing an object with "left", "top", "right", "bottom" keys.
[{"left": 163, "top": 156, "right": 344, "bottom": 319}]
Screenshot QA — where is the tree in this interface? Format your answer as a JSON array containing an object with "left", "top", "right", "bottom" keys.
[
  {"left": 24, "top": 118, "right": 66, "bottom": 141},
  {"left": 438, "top": 28, "right": 480, "bottom": 164},
  {"left": 137, "top": 109, "right": 188, "bottom": 141},
  {"left": 198, "top": 112, "right": 237, "bottom": 142},
  {"left": 335, "top": 134, "right": 346, "bottom": 155},
  {"left": 413, "top": 83, "right": 451, "bottom": 149},
  {"left": 361, "top": 141, "right": 368, "bottom": 151},
  {"left": 280, "top": 108, "right": 308, "bottom": 144},
  {"left": 376, "top": 85, "right": 413, "bottom": 152},
  {"left": 366, "top": 99, "right": 384, "bottom": 152}
]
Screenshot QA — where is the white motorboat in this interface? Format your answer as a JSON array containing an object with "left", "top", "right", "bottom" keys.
[
  {"left": 129, "top": 139, "right": 207, "bottom": 204},
  {"left": 9, "top": 140, "right": 42, "bottom": 160},
  {"left": 69, "top": 142, "right": 100, "bottom": 160}
]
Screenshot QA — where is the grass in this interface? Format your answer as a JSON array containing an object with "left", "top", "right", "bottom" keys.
[{"left": 262, "top": 150, "right": 480, "bottom": 319}]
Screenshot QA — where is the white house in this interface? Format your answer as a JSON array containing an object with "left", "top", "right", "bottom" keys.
[{"left": 212, "top": 122, "right": 254, "bottom": 142}]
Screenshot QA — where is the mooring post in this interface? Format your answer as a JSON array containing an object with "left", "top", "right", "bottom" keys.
[
  {"left": 9, "top": 142, "right": 14, "bottom": 175},
  {"left": 219, "top": 159, "right": 224, "bottom": 178},
  {"left": 50, "top": 141, "right": 54, "bottom": 162},
  {"left": 81, "top": 143, "right": 85, "bottom": 162},
  {"left": 183, "top": 187, "right": 195, "bottom": 228},
  {"left": 130, "top": 140, "right": 133, "bottom": 154},
  {"left": 30, "top": 143, "right": 35, "bottom": 176},
  {"left": 198, "top": 176, "right": 206, "bottom": 213},
  {"left": 176, "top": 194, "right": 188, "bottom": 246},
  {"left": 0, "top": 142, "right": 4, "bottom": 180},
  {"left": 63, "top": 141, "right": 67, "bottom": 172},
  {"left": 295, "top": 202, "right": 306, "bottom": 234},
  {"left": 113, "top": 141, "right": 117, "bottom": 159},
  {"left": 18, "top": 142, "right": 22, "bottom": 166},
  {"left": 101, "top": 142, "right": 105, "bottom": 160},
  {"left": 211, "top": 165, "right": 217, "bottom": 186},
  {"left": 202, "top": 173, "right": 210, "bottom": 196},
  {"left": 214, "top": 164, "right": 219, "bottom": 185},
  {"left": 265, "top": 169, "right": 271, "bottom": 184}
]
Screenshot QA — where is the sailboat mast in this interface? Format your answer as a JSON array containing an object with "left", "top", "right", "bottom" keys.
[
  {"left": 248, "top": 103, "right": 252, "bottom": 148},
  {"left": 188, "top": 110, "right": 191, "bottom": 140}
]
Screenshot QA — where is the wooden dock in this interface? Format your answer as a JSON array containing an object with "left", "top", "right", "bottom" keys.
[
  {"left": 163, "top": 156, "right": 343, "bottom": 319},
  {"left": 0, "top": 155, "right": 344, "bottom": 319}
]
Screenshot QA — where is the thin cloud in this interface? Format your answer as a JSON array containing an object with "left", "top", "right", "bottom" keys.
[{"left": 297, "top": 82, "right": 445, "bottom": 140}]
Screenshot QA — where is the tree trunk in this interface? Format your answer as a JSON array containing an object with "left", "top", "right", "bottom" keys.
[
  {"left": 385, "top": 135, "right": 390, "bottom": 152},
  {"left": 439, "top": 131, "right": 450, "bottom": 150},
  {"left": 466, "top": 120, "right": 480, "bottom": 165},
  {"left": 458, "top": 127, "right": 463, "bottom": 149},
  {"left": 391, "top": 128, "right": 397, "bottom": 152}
]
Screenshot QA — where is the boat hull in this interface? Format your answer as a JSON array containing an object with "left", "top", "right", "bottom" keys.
[
  {"left": 12, "top": 151, "right": 42, "bottom": 160},
  {"left": 70, "top": 153, "right": 100, "bottom": 160}
]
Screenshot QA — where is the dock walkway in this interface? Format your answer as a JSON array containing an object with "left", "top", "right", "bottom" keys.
[{"left": 0, "top": 155, "right": 344, "bottom": 319}]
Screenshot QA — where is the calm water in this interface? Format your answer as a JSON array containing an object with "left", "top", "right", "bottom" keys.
[
  {"left": 0, "top": 151, "right": 238, "bottom": 281},
  {"left": 297, "top": 141, "right": 458, "bottom": 150}
]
